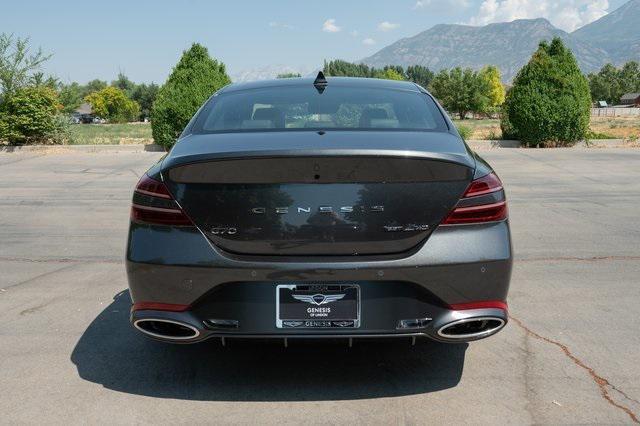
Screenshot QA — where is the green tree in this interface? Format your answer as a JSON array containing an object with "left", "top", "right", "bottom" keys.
[
  {"left": 0, "top": 34, "right": 51, "bottom": 98},
  {"left": 111, "top": 72, "right": 136, "bottom": 97},
  {"left": 276, "top": 72, "right": 301, "bottom": 78},
  {"left": 588, "top": 63, "right": 624, "bottom": 104},
  {"left": 131, "top": 82, "right": 158, "bottom": 120},
  {"left": 0, "top": 85, "right": 61, "bottom": 144},
  {"left": 503, "top": 38, "right": 591, "bottom": 146},
  {"left": 587, "top": 61, "right": 640, "bottom": 105},
  {"left": 58, "top": 82, "right": 84, "bottom": 113},
  {"left": 85, "top": 86, "right": 140, "bottom": 123},
  {"left": 375, "top": 68, "right": 405, "bottom": 81},
  {"left": 30, "top": 72, "right": 59, "bottom": 90},
  {"left": 82, "top": 79, "right": 108, "bottom": 97},
  {"left": 151, "top": 43, "right": 231, "bottom": 148},
  {"left": 406, "top": 65, "right": 434, "bottom": 89},
  {"left": 382, "top": 65, "right": 406, "bottom": 79},
  {"left": 479, "top": 65, "right": 505, "bottom": 113},
  {"left": 620, "top": 61, "right": 640, "bottom": 94},
  {"left": 323, "top": 59, "right": 374, "bottom": 77},
  {"left": 429, "top": 67, "right": 488, "bottom": 119}
]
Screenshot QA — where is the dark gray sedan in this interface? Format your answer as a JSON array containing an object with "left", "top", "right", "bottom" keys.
[{"left": 126, "top": 74, "right": 512, "bottom": 344}]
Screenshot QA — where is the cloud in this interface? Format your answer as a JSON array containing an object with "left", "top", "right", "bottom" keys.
[
  {"left": 362, "top": 38, "right": 376, "bottom": 45},
  {"left": 322, "top": 18, "right": 341, "bottom": 33},
  {"left": 378, "top": 21, "right": 399, "bottom": 32},
  {"left": 468, "top": 0, "right": 609, "bottom": 32},
  {"left": 350, "top": 30, "right": 359, "bottom": 37},
  {"left": 413, "top": 0, "right": 425, "bottom": 9}
]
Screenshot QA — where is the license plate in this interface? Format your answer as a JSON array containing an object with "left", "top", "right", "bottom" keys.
[{"left": 276, "top": 284, "right": 360, "bottom": 329}]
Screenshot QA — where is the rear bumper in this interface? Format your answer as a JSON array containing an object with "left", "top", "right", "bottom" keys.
[
  {"left": 126, "top": 220, "right": 512, "bottom": 343},
  {"left": 131, "top": 306, "right": 508, "bottom": 344}
]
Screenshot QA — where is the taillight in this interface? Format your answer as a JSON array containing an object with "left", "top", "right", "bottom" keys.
[
  {"left": 463, "top": 173, "right": 503, "bottom": 197},
  {"left": 442, "top": 172, "right": 507, "bottom": 225},
  {"left": 130, "top": 174, "right": 193, "bottom": 226}
]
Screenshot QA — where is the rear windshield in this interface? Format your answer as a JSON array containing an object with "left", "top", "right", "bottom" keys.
[{"left": 193, "top": 85, "right": 448, "bottom": 133}]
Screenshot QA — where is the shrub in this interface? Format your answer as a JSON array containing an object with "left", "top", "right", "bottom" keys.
[
  {"left": 151, "top": 43, "right": 231, "bottom": 148},
  {"left": 0, "top": 86, "right": 64, "bottom": 144},
  {"left": 85, "top": 86, "right": 140, "bottom": 123},
  {"left": 500, "top": 103, "right": 518, "bottom": 140},
  {"left": 456, "top": 124, "right": 472, "bottom": 140},
  {"left": 502, "top": 38, "right": 591, "bottom": 147},
  {"left": 0, "top": 33, "right": 51, "bottom": 96}
]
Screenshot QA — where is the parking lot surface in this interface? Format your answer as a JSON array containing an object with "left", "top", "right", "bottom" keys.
[{"left": 1, "top": 149, "right": 639, "bottom": 424}]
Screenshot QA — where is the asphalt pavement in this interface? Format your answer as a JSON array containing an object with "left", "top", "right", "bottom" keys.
[{"left": 1, "top": 148, "right": 639, "bottom": 424}]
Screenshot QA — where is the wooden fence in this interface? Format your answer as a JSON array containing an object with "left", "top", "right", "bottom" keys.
[{"left": 591, "top": 108, "right": 640, "bottom": 117}]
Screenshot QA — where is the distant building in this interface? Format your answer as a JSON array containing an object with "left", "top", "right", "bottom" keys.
[{"left": 620, "top": 93, "right": 640, "bottom": 107}]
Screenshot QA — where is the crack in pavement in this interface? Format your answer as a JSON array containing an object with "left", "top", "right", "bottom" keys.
[
  {"left": 19, "top": 300, "right": 52, "bottom": 316},
  {"left": 510, "top": 315, "right": 640, "bottom": 424},
  {"left": 2, "top": 263, "right": 80, "bottom": 291},
  {"left": 521, "top": 330, "right": 536, "bottom": 423}
]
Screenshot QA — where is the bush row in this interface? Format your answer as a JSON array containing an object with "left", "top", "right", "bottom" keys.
[{"left": 0, "top": 33, "right": 596, "bottom": 147}]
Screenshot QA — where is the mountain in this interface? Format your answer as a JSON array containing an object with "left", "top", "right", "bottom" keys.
[
  {"left": 361, "top": 18, "right": 610, "bottom": 81},
  {"left": 572, "top": 0, "right": 640, "bottom": 64}
]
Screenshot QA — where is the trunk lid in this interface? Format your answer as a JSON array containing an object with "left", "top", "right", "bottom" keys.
[{"left": 162, "top": 131, "right": 474, "bottom": 256}]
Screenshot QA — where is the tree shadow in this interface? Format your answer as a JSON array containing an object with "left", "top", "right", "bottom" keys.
[{"left": 71, "top": 290, "right": 467, "bottom": 401}]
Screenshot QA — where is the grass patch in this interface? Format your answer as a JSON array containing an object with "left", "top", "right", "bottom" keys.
[
  {"left": 452, "top": 119, "right": 502, "bottom": 140},
  {"left": 68, "top": 123, "right": 153, "bottom": 145},
  {"left": 586, "top": 130, "right": 616, "bottom": 140},
  {"left": 589, "top": 116, "right": 640, "bottom": 140},
  {"left": 61, "top": 116, "right": 639, "bottom": 145}
]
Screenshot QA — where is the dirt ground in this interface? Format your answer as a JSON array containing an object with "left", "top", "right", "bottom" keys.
[{"left": 454, "top": 116, "right": 640, "bottom": 141}]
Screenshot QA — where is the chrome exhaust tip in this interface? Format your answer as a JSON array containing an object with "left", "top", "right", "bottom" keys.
[
  {"left": 133, "top": 318, "right": 200, "bottom": 341},
  {"left": 437, "top": 316, "right": 506, "bottom": 340}
]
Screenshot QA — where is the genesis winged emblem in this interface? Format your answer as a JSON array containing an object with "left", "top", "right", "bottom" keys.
[{"left": 292, "top": 293, "right": 345, "bottom": 306}]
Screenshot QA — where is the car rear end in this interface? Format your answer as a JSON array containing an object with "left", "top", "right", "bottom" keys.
[{"left": 126, "top": 77, "right": 512, "bottom": 344}]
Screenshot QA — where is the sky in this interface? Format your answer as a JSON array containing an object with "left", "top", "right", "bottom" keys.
[{"left": 0, "top": 0, "right": 628, "bottom": 84}]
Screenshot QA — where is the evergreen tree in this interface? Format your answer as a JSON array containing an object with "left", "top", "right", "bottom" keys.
[
  {"left": 323, "top": 59, "right": 373, "bottom": 78},
  {"left": 502, "top": 38, "right": 591, "bottom": 146},
  {"left": 406, "top": 65, "right": 434, "bottom": 89},
  {"left": 151, "top": 43, "right": 230, "bottom": 148}
]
